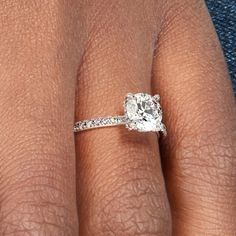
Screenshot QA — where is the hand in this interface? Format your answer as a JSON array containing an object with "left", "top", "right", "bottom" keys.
[{"left": 0, "top": 1, "right": 235, "bottom": 235}]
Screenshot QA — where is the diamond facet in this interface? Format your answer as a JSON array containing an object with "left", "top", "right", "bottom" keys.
[{"left": 124, "top": 93, "right": 163, "bottom": 132}]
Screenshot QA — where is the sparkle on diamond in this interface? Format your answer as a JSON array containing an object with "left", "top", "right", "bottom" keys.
[{"left": 125, "top": 93, "right": 162, "bottom": 132}]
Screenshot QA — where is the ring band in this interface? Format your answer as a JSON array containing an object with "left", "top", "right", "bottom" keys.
[
  {"left": 74, "top": 93, "right": 167, "bottom": 135},
  {"left": 74, "top": 116, "right": 126, "bottom": 131}
]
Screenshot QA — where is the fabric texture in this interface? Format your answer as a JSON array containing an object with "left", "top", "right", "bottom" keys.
[{"left": 206, "top": 0, "right": 236, "bottom": 95}]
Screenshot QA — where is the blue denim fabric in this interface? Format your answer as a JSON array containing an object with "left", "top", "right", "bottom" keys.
[{"left": 206, "top": 0, "right": 236, "bottom": 96}]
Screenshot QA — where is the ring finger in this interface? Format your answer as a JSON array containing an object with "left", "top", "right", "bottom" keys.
[{"left": 74, "top": 1, "right": 171, "bottom": 235}]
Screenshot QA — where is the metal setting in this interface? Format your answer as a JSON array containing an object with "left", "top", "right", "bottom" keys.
[{"left": 74, "top": 93, "right": 167, "bottom": 135}]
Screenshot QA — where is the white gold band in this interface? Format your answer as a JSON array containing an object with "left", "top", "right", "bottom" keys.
[
  {"left": 74, "top": 115, "right": 167, "bottom": 135},
  {"left": 74, "top": 116, "right": 126, "bottom": 132}
]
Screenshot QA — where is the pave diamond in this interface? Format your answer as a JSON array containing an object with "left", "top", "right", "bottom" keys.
[
  {"left": 124, "top": 93, "right": 163, "bottom": 132},
  {"left": 73, "top": 116, "right": 126, "bottom": 132}
]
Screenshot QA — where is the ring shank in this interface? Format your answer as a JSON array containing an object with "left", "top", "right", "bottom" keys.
[{"left": 74, "top": 116, "right": 127, "bottom": 132}]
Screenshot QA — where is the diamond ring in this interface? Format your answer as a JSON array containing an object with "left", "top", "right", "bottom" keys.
[{"left": 74, "top": 93, "right": 167, "bottom": 135}]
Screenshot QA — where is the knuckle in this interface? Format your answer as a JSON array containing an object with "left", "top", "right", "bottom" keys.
[
  {"left": 98, "top": 179, "right": 170, "bottom": 235},
  {"left": 0, "top": 181, "right": 76, "bottom": 235},
  {"left": 87, "top": 149, "right": 171, "bottom": 235},
  {"left": 175, "top": 120, "right": 236, "bottom": 189},
  {"left": 180, "top": 130, "right": 235, "bottom": 169},
  {"left": 79, "top": 1, "right": 161, "bottom": 54},
  {"left": 162, "top": 0, "right": 206, "bottom": 20},
  {"left": 0, "top": 151, "right": 77, "bottom": 235},
  {"left": 172, "top": 101, "right": 236, "bottom": 184},
  {"left": 159, "top": 0, "right": 208, "bottom": 40},
  {"left": 170, "top": 124, "right": 236, "bottom": 232}
]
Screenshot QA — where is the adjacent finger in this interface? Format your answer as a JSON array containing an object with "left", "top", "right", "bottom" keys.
[
  {"left": 0, "top": 1, "right": 84, "bottom": 235},
  {"left": 75, "top": 2, "right": 171, "bottom": 235},
  {"left": 152, "top": 1, "right": 236, "bottom": 235}
]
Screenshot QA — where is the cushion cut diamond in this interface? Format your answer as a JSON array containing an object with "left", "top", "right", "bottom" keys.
[{"left": 124, "top": 93, "right": 163, "bottom": 132}]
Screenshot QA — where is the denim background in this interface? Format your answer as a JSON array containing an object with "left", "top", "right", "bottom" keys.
[{"left": 206, "top": 0, "right": 236, "bottom": 96}]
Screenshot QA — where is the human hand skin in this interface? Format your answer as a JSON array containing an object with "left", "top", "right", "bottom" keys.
[{"left": 0, "top": 0, "right": 235, "bottom": 235}]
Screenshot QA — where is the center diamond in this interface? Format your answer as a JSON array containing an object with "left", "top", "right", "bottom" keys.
[{"left": 124, "top": 93, "right": 163, "bottom": 132}]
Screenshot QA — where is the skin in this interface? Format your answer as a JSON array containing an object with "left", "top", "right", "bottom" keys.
[{"left": 0, "top": 0, "right": 235, "bottom": 235}]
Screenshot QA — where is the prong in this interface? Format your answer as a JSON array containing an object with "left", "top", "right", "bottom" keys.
[
  {"left": 125, "top": 123, "right": 133, "bottom": 131},
  {"left": 126, "top": 93, "right": 134, "bottom": 99},
  {"left": 124, "top": 93, "right": 134, "bottom": 111},
  {"left": 153, "top": 94, "right": 160, "bottom": 102},
  {"left": 159, "top": 123, "right": 167, "bottom": 136}
]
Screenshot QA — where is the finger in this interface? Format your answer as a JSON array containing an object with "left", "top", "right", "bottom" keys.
[
  {"left": 152, "top": 1, "right": 236, "bottom": 235},
  {"left": 0, "top": 1, "right": 84, "bottom": 235},
  {"left": 75, "top": 2, "right": 171, "bottom": 235}
]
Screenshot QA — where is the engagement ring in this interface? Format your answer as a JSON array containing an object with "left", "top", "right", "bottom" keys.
[{"left": 74, "top": 93, "right": 167, "bottom": 135}]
